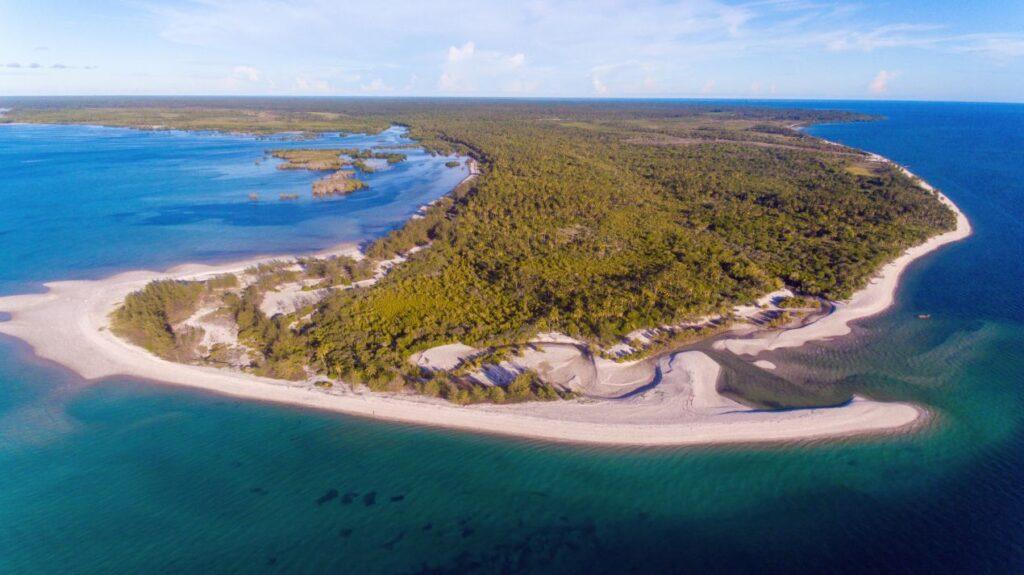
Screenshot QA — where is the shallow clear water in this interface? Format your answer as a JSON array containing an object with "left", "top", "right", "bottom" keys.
[
  {"left": 1, "top": 103, "right": 1022, "bottom": 574},
  {"left": 0, "top": 124, "right": 467, "bottom": 294}
]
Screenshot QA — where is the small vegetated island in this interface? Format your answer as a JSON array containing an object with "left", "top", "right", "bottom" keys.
[
  {"left": 269, "top": 148, "right": 407, "bottom": 197},
  {"left": 0, "top": 99, "right": 963, "bottom": 442}
]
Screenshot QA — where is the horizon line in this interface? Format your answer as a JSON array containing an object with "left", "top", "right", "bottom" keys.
[{"left": 1, "top": 95, "right": 1022, "bottom": 106}]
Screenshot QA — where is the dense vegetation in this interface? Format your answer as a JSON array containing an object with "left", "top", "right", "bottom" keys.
[
  {"left": 269, "top": 149, "right": 383, "bottom": 196},
  {"left": 326, "top": 148, "right": 407, "bottom": 173},
  {"left": 304, "top": 106, "right": 955, "bottom": 387},
  {"left": 312, "top": 171, "right": 366, "bottom": 197},
  {"left": 270, "top": 149, "right": 348, "bottom": 171},
  {"left": 110, "top": 280, "right": 205, "bottom": 360},
  {"left": 0, "top": 101, "right": 388, "bottom": 135},
  {"left": 267, "top": 146, "right": 407, "bottom": 196},
  {"left": 222, "top": 286, "right": 308, "bottom": 380},
  {"left": 11, "top": 98, "right": 956, "bottom": 397},
  {"left": 298, "top": 255, "right": 376, "bottom": 287},
  {"left": 270, "top": 148, "right": 407, "bottom": 172}
]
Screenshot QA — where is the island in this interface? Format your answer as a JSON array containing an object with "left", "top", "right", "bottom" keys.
[
  {"left": 267, "top": 147, "right": 407, "bottom": 197},
  {"left": 0, "top": 100, "right": 970, "bottom": 446}
]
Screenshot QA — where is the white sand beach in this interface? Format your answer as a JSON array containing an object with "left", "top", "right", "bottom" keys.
[
  {"left": 0, "top": 263, "right": 924, "bottom": 446},
  {"left": 0, "top": 160, "right": 966, "bottom": 447},
  {"left": 0, "top": 247, "right": 923, "bottom": 447}
]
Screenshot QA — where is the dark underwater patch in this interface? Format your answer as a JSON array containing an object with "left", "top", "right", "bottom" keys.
[{"left": 316, "top": 488, "right": 339, "bottom": 506}]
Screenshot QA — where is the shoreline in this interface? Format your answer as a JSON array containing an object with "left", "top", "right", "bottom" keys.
[
  {"left": 0, "top": 148, "right": 967, "bottom": 447},
  {"left": 714, "top": 161, "right": 971, "bottom": 357}
]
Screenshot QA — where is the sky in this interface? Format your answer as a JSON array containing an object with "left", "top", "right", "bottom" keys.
[{"left": 1, "top": 0, "right": 1023, "bottom": 102}]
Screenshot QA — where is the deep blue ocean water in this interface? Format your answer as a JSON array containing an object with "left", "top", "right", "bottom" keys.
[{"left": 0, "top": 102, "right": 1022, "bottom": 574}]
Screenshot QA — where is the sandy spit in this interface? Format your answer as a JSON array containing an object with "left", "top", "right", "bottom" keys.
[{"left": 0, "top": 253, "right": 921, "bottom": 447}]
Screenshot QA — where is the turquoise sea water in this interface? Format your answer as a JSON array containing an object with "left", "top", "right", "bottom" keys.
[{"left": 0, "top": 102, "right": 1022, "bottom": 574}]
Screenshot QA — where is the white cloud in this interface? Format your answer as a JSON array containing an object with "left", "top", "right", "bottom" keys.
[
  {"left": 2, "top": 62, "right": 93, "bottom": 71},
  {"left": 438, "top": 71, "right": 458, "bottom": 91},
  {"left": 151, "top": 0, "right": 754, "bottom": 55},
  {"left": 954, "top": 35, "right": 1024, "bottom": 60},
  {"left": 1, "top": 61, "right": 94, "bottom": 70},
  {"left": 148, "top": 0, "right": 768, "bottom": 96},
  {"left": 824, "top": 24, "right": 943, "bottom": 52},
  {"left": 403, "top": 74, "right": 420, "bottom": 91},
  {"left": 448, "top": 41, "right": 475, "bottom": 62},
  {"left": 588, "top": 61, "right": 662, "bottom": 96},
  {"left": 438, "top": 41, "right": 536, "bottom": 94},
  {"left": 232, "top": 66, "right": 262, "bottom": 82},
  {"left": 360, "top": 78, "right": 391, "bottom": 93},
  {"left": 701, "top": 79, "right": 716, "bottom": 94},
  {"left": 869, "top": 70, "right": 898, "bottom": 94},
  {"left": 294, "top": 77, "right": 329, "bottom": 92},
  {"left": 100, "top": 0, "right": 1024, "bottom": 98}
]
